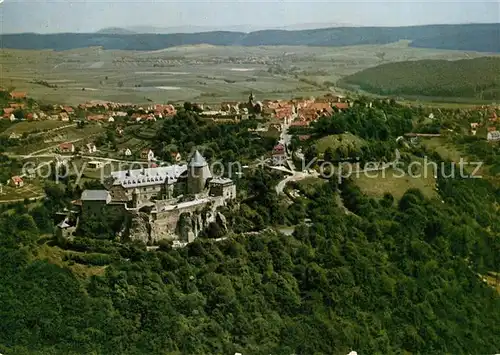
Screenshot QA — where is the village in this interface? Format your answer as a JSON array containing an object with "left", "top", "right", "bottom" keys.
[
  {"left": 2, "top": 88, "right": 500, "bottom": 192},
  {"left": 0, "top": 88, "right": 355, "bottom": 244}
]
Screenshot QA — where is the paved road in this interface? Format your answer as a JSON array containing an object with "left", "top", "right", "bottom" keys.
[{"left": 275, "top": 171, "right": 319, "bottom": 195}]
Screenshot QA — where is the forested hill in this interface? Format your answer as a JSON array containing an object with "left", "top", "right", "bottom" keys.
[
  {"left": 338, "top": 57, "right": 500, "bottom": 100},
  {"left": 1, "top": 23, "right": 499, "bottom": 52}
]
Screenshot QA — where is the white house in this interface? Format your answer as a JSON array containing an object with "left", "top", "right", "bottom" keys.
[
  {"left": 88, "top": 161, "right": 105, "bottom": 169},
  {"left": 60, "top": 112, "right": 70, "bottom": 122},
  {"left": 9, "top": 132, "right": 21, "bottom": 140},
  {"left": 108, "top": 116, "right": 115, "bottom": 123},
  {"left": 487, "top": 131, "right": 500, "bottom": 142},
  {"left": 86, "top": 143, "right": 97, "bottom": 154},
  {"left": 141, "top": 149, "right": 155, "bottom": 162},
  {"left": 9, "top": 113, "right": 16, "bottom": 121},
  {"left": 123, "top": 148, "right": 132, "bottom": 157}
]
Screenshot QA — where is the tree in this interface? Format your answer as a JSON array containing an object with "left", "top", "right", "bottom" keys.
[
  {"left": 324, "top": 147, "right": 335, "bottom": 162},
  {"left": 305, "top": 145, "right": 318, "bottom": 165}
]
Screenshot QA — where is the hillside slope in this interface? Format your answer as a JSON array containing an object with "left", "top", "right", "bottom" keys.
[
  {"left": 1, "top": 23, "right": 499, "bottom": 52},
  {"left": 338, "top": 57, "right": 500, "bottom": 100}
]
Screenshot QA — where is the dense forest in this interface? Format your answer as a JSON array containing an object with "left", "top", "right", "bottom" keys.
[
  {"left": 1, "top": 23, "right": 499, "bottom": 52},
  {"left": 1, "top": 162, "right": 500, "bottom": 354},
  {"left": 338, "top": 57, "right": 500, "bottom": 100}
]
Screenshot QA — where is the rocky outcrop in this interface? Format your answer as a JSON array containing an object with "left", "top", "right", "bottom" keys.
[
  {"left": 215, "top": 212, "right": 228, "bottom": 233},
  {"left": 127, "top": 211, "right": 151, "bottom": 244},
  {"left": 127, "top": 203, "right": 229, "bottom": 245},
  {"left": 177, "top": 208, "right": 228, "bottom": 242}
]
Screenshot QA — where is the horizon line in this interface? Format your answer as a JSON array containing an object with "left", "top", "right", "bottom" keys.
[{"left": 1, "top": 21, "right": 499, "bottom": 36}]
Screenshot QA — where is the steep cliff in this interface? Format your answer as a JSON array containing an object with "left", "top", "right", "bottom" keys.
[
  {"left": 177, "top": 210, "right": 228, "bottom": 243},
  {"left": 127, "top": 211, "right": 151, "bottom": 244},
  {"left": 127, "top": 204, "right": 229, "bottom": 244}
]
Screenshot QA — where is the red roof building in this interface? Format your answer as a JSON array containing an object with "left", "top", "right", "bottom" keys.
[
  {"left": 59, "top": 142, "right": 75, "bottom": 153},
  {"left": 332, "top": 102, "right": 349, "bottom": 110},
  {"left": 63, "top": 106, "right": 74, "bottom": 114},
  {"left": 9, "top": 92, "right": 27, "bottom": 100},
  {"left": 11, "top": 176, "right": 24, "bottom": 188},
  {"left": 10, "top": 103, "right": 25, "bottom": 109}
]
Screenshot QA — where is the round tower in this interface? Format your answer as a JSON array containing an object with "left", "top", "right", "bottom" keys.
[{"left": 187, "top": 150, "right": 212, "bottom": 195}]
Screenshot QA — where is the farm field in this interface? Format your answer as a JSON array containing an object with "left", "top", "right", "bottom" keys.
[{"left": 0, "top": 41, "right": 494, "bottom": 105}]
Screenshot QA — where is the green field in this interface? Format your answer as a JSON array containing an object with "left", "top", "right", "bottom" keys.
[
  {"left": 0, "top": 41, "right": 494, "bottom": 105},
  {"left": 353, "top": 164, "right": 437, "bottom": 200}
]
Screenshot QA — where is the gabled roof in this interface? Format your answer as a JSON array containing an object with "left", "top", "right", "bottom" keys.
[
  {"left": 10, "top": 91, "right": 27, "bottom": 99},
  {"left": 59, "top": 142, "right": 74, "bottom": 149},
  {"left": 57, "top": 219, "right": 71, "bottom": 229},
  {"left": 210, "top": 177, "right": 233, "bottom": 185},
  {"left": 11, "top": 176, "right": 23, "bottom": 183},
  {"left": 81, "top": 190, "right": 110, "bottom": 202},
  {"left": 188, "top": 150, "right": 207, "bottom": 167}
]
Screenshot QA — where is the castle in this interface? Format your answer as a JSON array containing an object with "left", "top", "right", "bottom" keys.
[{"left": 78, "top": 150, "right": 236, "bottom": 244}]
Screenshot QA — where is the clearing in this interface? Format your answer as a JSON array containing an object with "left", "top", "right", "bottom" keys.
[
  {"left": 316, "top": 133, "right": 366, "bottom": 154},
  {"left": 34, "top": 243, "right": 107, "bottom": 279},
  {"left": 352, "top": 161, "right": 437, "bottom": 200}
]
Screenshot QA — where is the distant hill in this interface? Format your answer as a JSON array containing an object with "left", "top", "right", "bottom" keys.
[
  {"left": 96, "top": 27, "right": 137, "bottom": 35},
  {"left": 1, "top": 23, "right": 499, "bottom": 52},
  {"left": 121, "top": 23, "right": 357, "bottom": 33},
  {"left": 124, "top": 25, "right": 262, "bottom": 34},
  {"left": 338, "top": 57, "right": 500, "bottom": 100}
]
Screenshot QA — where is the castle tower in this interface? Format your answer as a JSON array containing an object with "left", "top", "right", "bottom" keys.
[{"left": 187, "top": 150, "right": 212, "bottom": 195}]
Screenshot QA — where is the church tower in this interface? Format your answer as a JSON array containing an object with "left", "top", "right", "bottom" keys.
[
  {"left": 187, "top": 150, "right": 212, "bottom": 195},
  {"left": 248, "top": 91, "right": 255, "bottom": 106}
]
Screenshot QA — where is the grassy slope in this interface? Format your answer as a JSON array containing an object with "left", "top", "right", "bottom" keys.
[
  {"left": 339, "top": 57, "right": 500, "bottom": 101},
  {"left": 352, "top": 165, "right": 437, "bottom": 200},
  {"left": 2, "top": 121, "right": 70, "bottom": 136},
  {"left": 316, "top": 133, "right": 366, "bottom": 153}
]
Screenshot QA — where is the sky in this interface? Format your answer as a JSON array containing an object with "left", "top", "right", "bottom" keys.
[{"left": 0, "top": 0, "right": 499, "bottom": 33}]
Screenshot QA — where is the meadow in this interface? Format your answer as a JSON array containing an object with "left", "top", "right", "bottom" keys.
[{"left": 0, "top": 41, "right": 494, "bottom": 105}]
